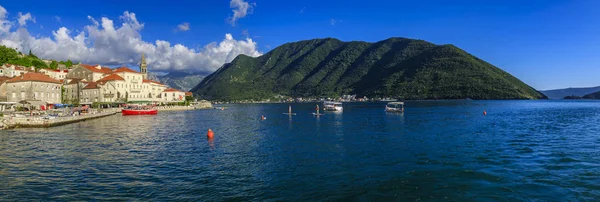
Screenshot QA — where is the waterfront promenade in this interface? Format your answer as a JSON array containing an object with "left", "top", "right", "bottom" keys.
[
  {"left": 0, "top": 102, "right": 213, "bottom": 129},
  {"left": 1, "top": 109, "right": 120, "bottom": 129}
]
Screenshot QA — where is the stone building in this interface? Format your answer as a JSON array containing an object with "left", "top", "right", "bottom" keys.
[
  {"left": 62, "top": 55, "right": 171, "bottom": 104},
  {"left": 5, "top": 72, "right": 62, "bottom": 104},
  {"left": 0, "top": 76, "right": 13, "bottom": 101},
  {"left": 65, "top": 63, "right": 112, "bottom": 82}
]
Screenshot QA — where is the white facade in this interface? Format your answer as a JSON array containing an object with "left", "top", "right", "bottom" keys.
[
  {"left": 161, "top": 89, "right": 186, "bottom": 102},
  {"left": 0, "top": 64, "right": 31, "bottom": 77},
  {"left": 39, "top": 68, "right": 68, "bottom": 80}
]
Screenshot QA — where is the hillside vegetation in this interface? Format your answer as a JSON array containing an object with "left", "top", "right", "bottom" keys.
[
  {"left": 0, "top": 45, "right": 73, "bottom": 69},
  {"left": 175, "top": 38, "right": 544, "bottom": 101}
]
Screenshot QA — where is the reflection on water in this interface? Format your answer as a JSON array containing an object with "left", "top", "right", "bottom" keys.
[{"left": 1, "top": 101, "right": 600, "bottom": 201}]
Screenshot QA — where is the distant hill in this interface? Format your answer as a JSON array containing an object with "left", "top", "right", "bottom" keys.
[
  {"left": 563, "top": 95, "right": 583, "bottom": 99},
  {"left": 191, "top": 37, "right": 546, "bottom": 101},
  {"left": 156, "top": 72, "right": 204, "bottom": 92},
  {"left": 541, "top": 86, "right": 600, "bottom": 99},
  {"left": 583, "top": 91, "right": 600, "bottom": 99}
]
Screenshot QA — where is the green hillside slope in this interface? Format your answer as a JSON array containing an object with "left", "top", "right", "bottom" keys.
[{"left": 192, "top": 37, "right": 546, "bottom": 101}]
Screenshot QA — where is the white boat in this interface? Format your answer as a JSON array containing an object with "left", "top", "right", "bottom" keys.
[
  {"left": 385, "top": 102, "right": 404, "bottom": 113},
  {"left": 323, "top": 101, "right": 343, "bottom": 111}
]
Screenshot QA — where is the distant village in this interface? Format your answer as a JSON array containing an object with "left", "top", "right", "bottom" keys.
[{"left": 0, "top": 54, "right": 192, "bottom": 111}]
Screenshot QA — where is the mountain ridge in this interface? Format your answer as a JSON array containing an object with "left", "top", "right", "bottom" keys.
[
  {"left": 540, "top": 86, "right": 600, "bottom": 99},
  {"left": 192, "top": 37, "right": 546, "bottom": 101},
  {"left": 154, "top": 72, "right": 204, "bottom": 92}
]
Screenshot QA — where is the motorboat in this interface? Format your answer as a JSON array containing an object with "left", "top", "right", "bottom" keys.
[
  {"left": 122, "top": 105, "right": 158, "bottom": 115},
  {"left": 385, "top": 102, "right": 404, "bottom": 113},
  {"left": 323, "top": 101, "right": 343, "bottom": 111}
]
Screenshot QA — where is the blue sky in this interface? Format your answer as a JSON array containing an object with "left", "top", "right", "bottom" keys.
[{"left": 0, "top": 0, "right": 599, "bottom": 90}]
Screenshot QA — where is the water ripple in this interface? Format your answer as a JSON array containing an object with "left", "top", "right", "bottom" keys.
[{"left": 1, "top": 101, "right": 600, "bottom": 200}]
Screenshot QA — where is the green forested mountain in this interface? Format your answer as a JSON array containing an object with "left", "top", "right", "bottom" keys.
[
  {"left": 582, "top": 91, "right": 600, "bottom": 99},
  {"left": 191, "top": 37, "right": 546, "bottom": 101}
]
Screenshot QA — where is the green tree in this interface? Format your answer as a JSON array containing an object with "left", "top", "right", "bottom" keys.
[
  {"left": 49, "top": 60, "right": 59, "bottom": 69},
  {"left": 0, "top": 46, "right": 19, "bottom": 64},
  {"left": 8, "top": 58, "right": 32, "bottom": 67},
  {"left": 60, "top": 86, "right": 67, "bottom": 104},
  {"left": 65, "top": 60, "right": 73, "bottom": 67},
  {"left": 28, "top": 50, "right": 38, "bottom": 59},
  {"left": 31, "top": 59, "right": 48, "bottom": 69}
]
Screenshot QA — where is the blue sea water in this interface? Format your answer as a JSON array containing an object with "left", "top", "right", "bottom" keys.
[{"left": 1, "top": 100, "right": 600, "bottom": 201}]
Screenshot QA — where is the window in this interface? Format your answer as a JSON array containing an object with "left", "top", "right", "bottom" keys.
[
  {"left": 12, "top": 93, "right": 15, "bottom": 98},
  {"left": 20, "top": 92, "right": 25, "bottom": 98},
  {"left": 47, "top": 93, "right": 49, "bottom": 98},
  {"left": 34, "top": 92, "right": 38, "bottom": 98}
]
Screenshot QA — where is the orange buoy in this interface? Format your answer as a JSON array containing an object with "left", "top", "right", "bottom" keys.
[
  {"left": 261, "top": 115, "right": 266, "bottom": 120},
  {"left": 207, "top": 129, "right": 214, "bottom": 139},
  {"left": 483, "top": 110, "right": 487, "bottom": 115}
]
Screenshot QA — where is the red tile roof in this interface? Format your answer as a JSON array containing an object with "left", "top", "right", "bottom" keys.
[
  {"left": 80, "top": 64, "right": 113, "bottom": 74},
  {"left": 114, "top": 66, "right": 139, "bottom": 73},
  {"left": 163, "top": 88, "right": 182, "bottom": 92},
  {"left": 7, "top": 72, "right": 61, "bottom": 84},
  {"left": 97, "top": 74, "right": 125, "bottom": 82},
  {"left": 185, "top": 92, "right": 193, "bottom": 96},
  {"left": 82, "top": 82, "right": 102, "bottom": 89},
  {"left": 0, "top": 76, "right": 12, "bottom": 85}
]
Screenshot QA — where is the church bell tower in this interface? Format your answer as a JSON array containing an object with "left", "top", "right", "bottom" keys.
[{"left": 140, "top": 53, "right": 148, "bottom": 79}]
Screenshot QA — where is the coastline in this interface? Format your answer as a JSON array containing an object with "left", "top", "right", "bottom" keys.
[
  {"left": 1, "top": 102, "right": 214, "bottom": 130},
  {"left": 2, "top": 110, "right": 120, "bottom": 129}
]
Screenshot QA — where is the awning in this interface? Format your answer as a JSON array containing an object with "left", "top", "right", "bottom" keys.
[
  {"left": 18, "top": 100, "right": 46, "bottom": 107},
  {"left": 128, "top": 100, "right": 153, "bottom": 103}
]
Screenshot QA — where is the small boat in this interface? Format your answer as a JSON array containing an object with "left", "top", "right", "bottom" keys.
[
  {"left": 385, "top": 102, "right": 404, "bottom": 113},
  {"left": 323, "top": 101, "right": 343, "bottom": 111},
  {"left": 122, "top": 105, "right": 158, "bottom": 115}
]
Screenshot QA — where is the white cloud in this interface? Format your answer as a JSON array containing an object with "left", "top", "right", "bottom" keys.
[
  {"left": 0, "top": 9, "right": 262, "bottom": 74},
  {"left": 299, "top": 7, "right": 305, "bottom": 14},
  {"left": 17, "top": 12, "right": 34, "bottom": 26},
  {"left": 54, "top": 16, "right": 60, "bottom": 23},
  {"left": 228, "top": 0, "right": 255, "bottom": 26},
  {"left": 177, "top": 22, "right": 190, "bottom": 31},
  {"left": 330, "top": 19, "right": 337, "bottom": 25},
  {"left": 0, "top": 5, "right": 11, "bottom": 33},
  {"left": 242, "top": 29, "right": 249, "bottom": 37}
]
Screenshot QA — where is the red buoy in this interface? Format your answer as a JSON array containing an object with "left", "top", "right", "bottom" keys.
[
  {"left": 483, "top": 110, "right": 487, "bottom": 115},
  {"left": 207, "top": 129, "right": 214, "bottom": 139}
]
